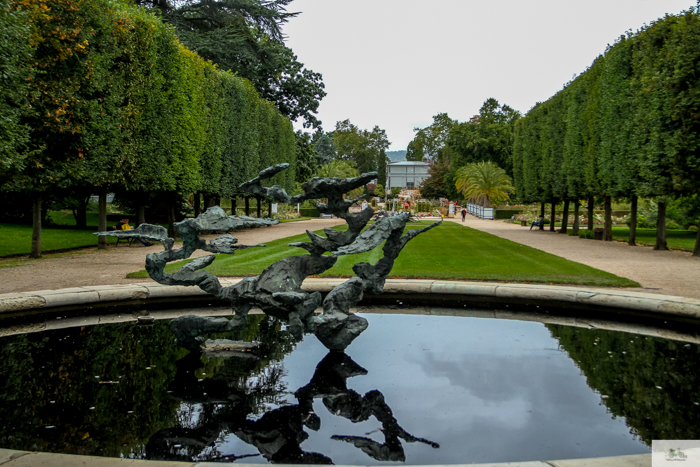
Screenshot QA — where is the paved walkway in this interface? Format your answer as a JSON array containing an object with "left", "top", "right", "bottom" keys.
[{"left": 446, "top": 216, "right": 700, "bottom": 299}]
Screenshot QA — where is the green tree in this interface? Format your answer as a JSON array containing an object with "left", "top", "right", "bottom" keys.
[
  {"left": 313, "top": 132, "right": 336, "bottom": 164},
  {"left": 419, "top": 160, "right": 450, "bottom": 199},
  {"left": 314, "top": 160, "right": 360, "bottom": 179},
  {"left": 0, "top": 0, "right": 33, "bottom": 176},
  {"left": 447, "top": 99, "right": 520, "bottom": 175},
  {"left": 293, "top": 131, "right": 318, "bottom": 184},
  {"left": 373, "top": 184, "right": 385, "bottom": 197},
  {"left": 141, "top": 0, "right": 325, "bottom": 128},
  {"left": 407, "top": 113, "right": 456, "bottom": 162},
  {"left": 455, "top": 161, "right": 514, "bottom": 208},
  {"left": 333, "top": 119, "right": 389, "bottom": 175}
]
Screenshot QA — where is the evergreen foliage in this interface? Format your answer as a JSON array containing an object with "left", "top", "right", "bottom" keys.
[
  {"left": 0, "top": 0, "right": 297, "bottom": 253},
  {"left": 512, "top": 8, "right": 700, "bottom": 254}
]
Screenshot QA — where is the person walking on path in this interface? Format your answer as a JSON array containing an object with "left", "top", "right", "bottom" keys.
[{"left": 461, "top": 209, "right": 467, "bottom": 222}]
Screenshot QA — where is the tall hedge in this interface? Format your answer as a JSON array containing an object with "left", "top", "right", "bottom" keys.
[
  {"left": 513, "top": 8, "right": 700, "bottom": 204},
  {"left": 0, "top": 0, "right": 296, "bottom": 255}
]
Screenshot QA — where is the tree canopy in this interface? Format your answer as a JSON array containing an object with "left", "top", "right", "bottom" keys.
[
  {"left": 137, "top": 0, "right": 326, "bottom": 128},
  {"left": 332, "top": 119, "right": 390, "bottom": 186}
]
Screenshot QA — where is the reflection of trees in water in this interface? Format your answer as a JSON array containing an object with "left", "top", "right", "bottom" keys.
[
  {"left": 0, "top": 314, "right": 437, "bottom": 463},
  {"left": 147, "top": 349, "right": 439, "bottom": 464},
  {"left": 547, "top": 324, "right": 700, "bottom": 444},
  {"left": 0, "top": 314, "right": 296, "bottom": 458},
  {"left": 0, "top": 321, "right": 182, "bottom": 457}
]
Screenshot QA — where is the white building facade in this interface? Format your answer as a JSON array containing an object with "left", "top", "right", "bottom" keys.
[{"left": 385, "top": 161, "right": 430, "bottom": 190}]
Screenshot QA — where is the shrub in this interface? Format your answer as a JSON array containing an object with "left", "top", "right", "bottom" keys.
[
  {"left": 578, "top": 230, "right": 595, "bottom": 239},
  {"left": 567, "top": 230, "right": 578, "bottom": 236},
  {"left": 299, "top": 207, "right": 319, "bottom": 217},
  {"left": 666, "top": 219, "right": 681, "bottom": 230}
]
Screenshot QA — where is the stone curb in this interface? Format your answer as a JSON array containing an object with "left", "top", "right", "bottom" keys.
[
  {"left": 2, "top": 279, "right": 700, "bottom": 321},
  {"left": 0, "top": 449, "right": 651, "bottom": 467}
]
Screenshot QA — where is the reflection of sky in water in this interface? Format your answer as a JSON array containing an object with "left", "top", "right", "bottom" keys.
[{"left": 221, "top": 314, "right": 650, "bottom": 464}]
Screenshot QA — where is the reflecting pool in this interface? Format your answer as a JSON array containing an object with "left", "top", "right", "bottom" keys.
[{"left": 1, "top": 310, "right": 698, "bottom": 464}]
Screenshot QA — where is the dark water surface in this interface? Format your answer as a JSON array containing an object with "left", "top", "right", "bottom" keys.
[{"left": 1, "top": 310, "right": 699, "bottom": 464}]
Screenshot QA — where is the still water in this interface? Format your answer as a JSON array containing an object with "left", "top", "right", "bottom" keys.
[{"left": 1, "top": 310, "right": 698, "bottom": 464}]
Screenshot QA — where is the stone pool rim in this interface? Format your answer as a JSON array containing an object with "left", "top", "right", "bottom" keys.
[{"left": 2, "top": 278, "right": 694, "bottom": 467}]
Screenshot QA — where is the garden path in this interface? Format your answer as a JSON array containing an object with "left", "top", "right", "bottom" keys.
[
  {"left": 0, "top": 218, "right": 345, "bottom": 294},
  {"left": 449, "top": 216, "right": 700, "bottom": 300}
]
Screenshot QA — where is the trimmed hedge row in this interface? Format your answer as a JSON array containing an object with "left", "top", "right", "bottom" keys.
[
  {"left": 1, "top": 0, "right": 296, "bottom": 200},
  {"left": 513, "top": 8, "right": 700, "bottom": 203}
]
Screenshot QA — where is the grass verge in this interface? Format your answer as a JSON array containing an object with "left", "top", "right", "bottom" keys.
[
  {"left": 610, "top": 228, "right": 697, "bottom": 252},
  {"left": 0, "top": 223, "right": 118, "bottom": 257},
  {"left": 127, "top": 221, "right": 638, "bottom": 287}
]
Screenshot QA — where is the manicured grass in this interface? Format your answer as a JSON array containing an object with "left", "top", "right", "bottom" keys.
[
  {"left": 611, "top": 227, "right": 697, "bottom": 252},
  {"left": 47, "top": 210, "right": 104, "bottom": 227},
  {"left": 0, "top": 222, "right": 118, "bottom": 257},
  {"left": 128, "top": 221, "right": 638, "bottom": 287}
]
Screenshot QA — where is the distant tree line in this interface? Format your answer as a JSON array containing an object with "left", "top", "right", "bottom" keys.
[
  {"left": 0, "top": 0, "right": 301, "bottom": 257},
  {"left": 311, "top": 120, "right": 390, "bottom": 190},
  {"left": 512, "top": 8, "right": 700, "bottom": 255},
  {"left": 408, "top": 100, "right": 520, "bottom": 201}
]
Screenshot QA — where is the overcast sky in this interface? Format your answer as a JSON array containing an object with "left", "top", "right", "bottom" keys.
[{"left": 284, "top": 0, "right": 696, "bottom": 151}]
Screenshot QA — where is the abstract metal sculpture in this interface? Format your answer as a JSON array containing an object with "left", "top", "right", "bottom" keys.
[{"left": 96, "top": 164, "right": 441, "bottom": 350}]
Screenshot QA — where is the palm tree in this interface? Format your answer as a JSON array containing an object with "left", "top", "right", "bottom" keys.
[{"left": 455, "top": 161, "right": 514, "bottom": 208}]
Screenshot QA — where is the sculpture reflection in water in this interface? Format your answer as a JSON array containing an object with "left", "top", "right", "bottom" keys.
[
  {"left": 96, "top": 163, "right": 441, "bottom": 351},
  {"left": 146, "top": 344, "right": 439, "bottom": 463}
]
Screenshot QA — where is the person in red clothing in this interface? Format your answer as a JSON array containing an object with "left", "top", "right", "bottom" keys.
[{"left": 461, "top": 209, "right": 466, "bottom": 221}]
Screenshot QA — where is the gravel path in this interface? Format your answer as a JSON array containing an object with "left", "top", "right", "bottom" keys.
[
  {"left": 446, "top": 216, "right": 700, "bottom": 299},
  {"left": 2, "top": 216, "right": 698, "bottom": 300},
  {"left": 0, "top": 218, "right": 344, "bottom": 294}
]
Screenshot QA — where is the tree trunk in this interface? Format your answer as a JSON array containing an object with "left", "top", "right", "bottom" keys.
[
  {"left": 587, "top": 196, "right": 594, "bottom": 230},
  {"left": 628, "top": 195, "right": 637, "bottom": 246},
  {"left": 539, "top": 202, "right": 545, "bottom": 231},
  {"left": 231, "top": 197, "right": 237, "bottom": 216},
  {"left": 245, "top": 197, "right": 250, "bottom": 216},
  {"left": 136, "top": 204, "right": 146, "bottom": 227},
  {"left": 74, "top": 206, "right": 88, "bottom": 229},
  {"left": 572, "top": 200, "right": 580, "bottom": 234},
  {"left": 194, "top": 192, "right": 201, "bottom": 217},
  {"left": 30, "top": 193, "right": 42, "bottom": 258},
  {"left": 268, "top": 200, "right": 273, "bottom": 218},
  {"left": 654, "top": 200, "right": 668, "bottom": 250},
  {"left": 558, "top": 199, "right": 570, "bottom": 234},
  {"left": 203, "top": 194, "right": 216, "bottom": 209},
  {"left": 549, "top": 200, "right": 556, "bottom": 232},
  {"left": 256, "top": 195, "right": 262, "bottom": 218},
  {"left": 167, "top": 201, "right": 176, "bottom": 238},
  {"left": 693, "top": 225, "right": 700, "bottom": 257},
  {"left": 98, "top": 191, "right": 107, "bottom": 250},
  {"left": 603, "top": 196, "right": 613, "bottom": 241}
]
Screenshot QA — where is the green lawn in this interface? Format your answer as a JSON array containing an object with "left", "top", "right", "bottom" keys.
[
  {"left": 128, "top": 221, "right": 638, "bottom": 287},
  {"left": 47, "top": 210, "right": 107, "bottom": 227},
  {"left": 611, "top": 227, "right": 697, "bottom": 252},
  {"left": 0, "top": 222, "right": 119, "bottom": 257}
]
